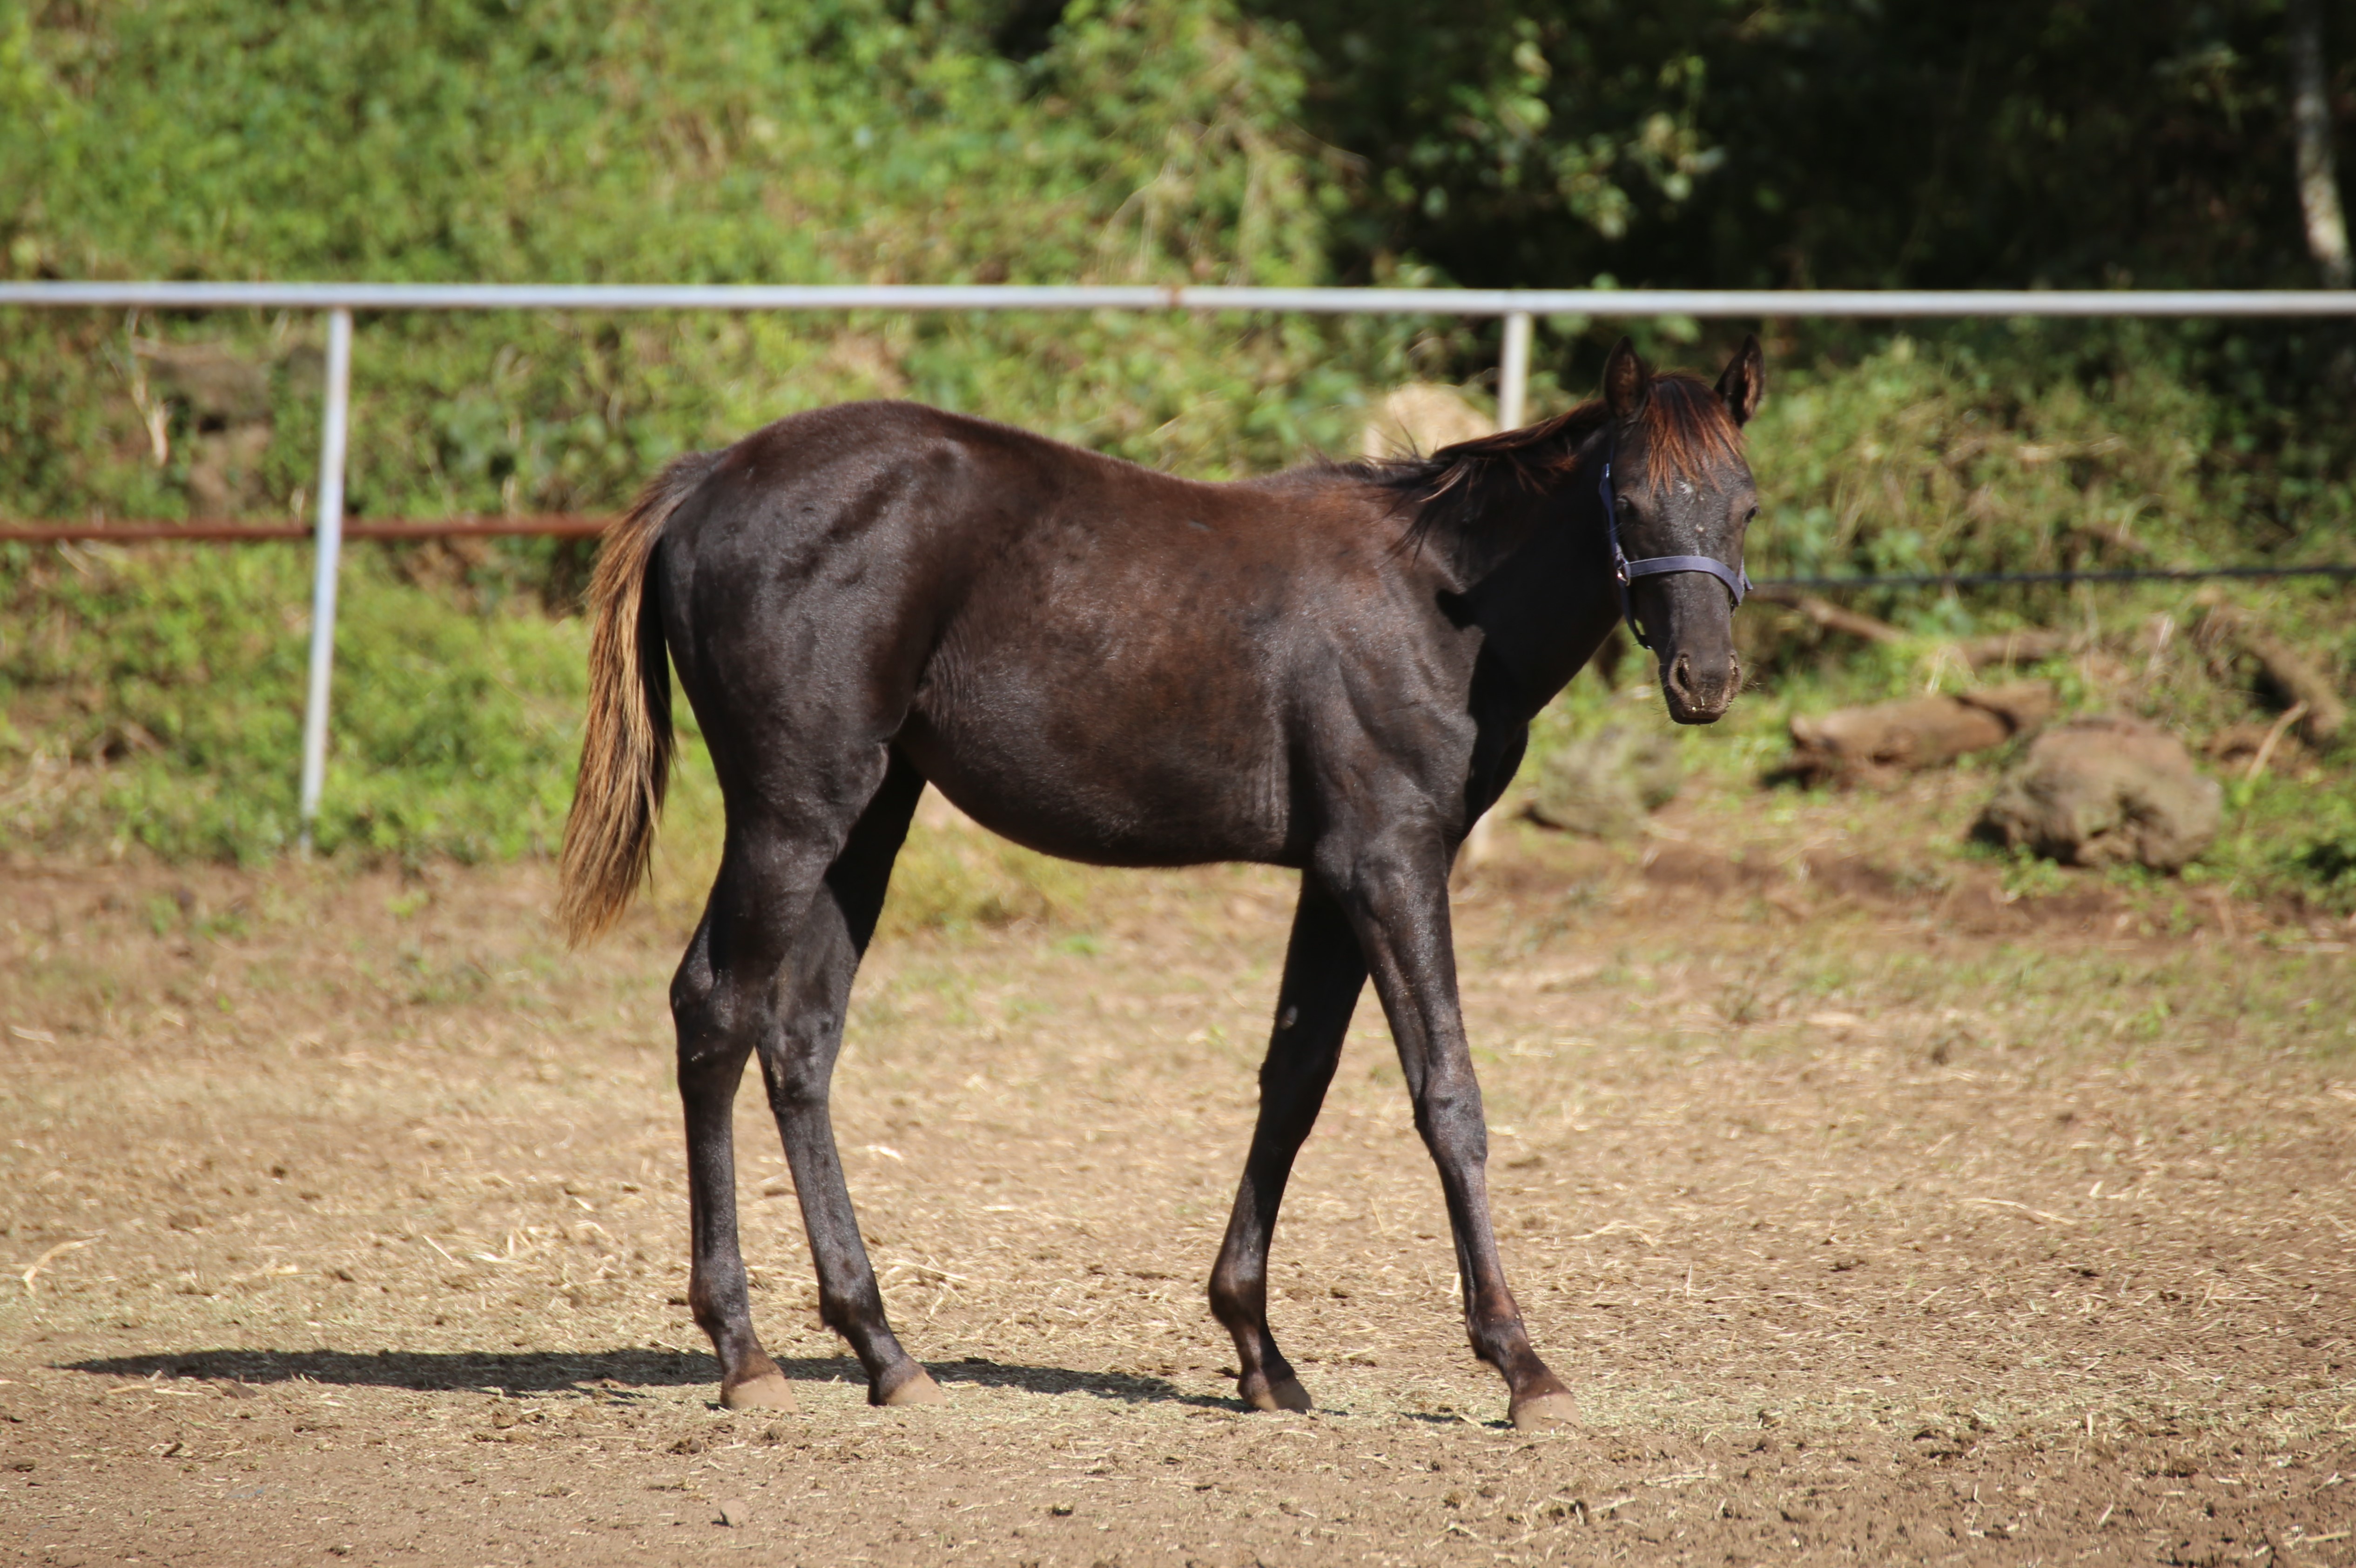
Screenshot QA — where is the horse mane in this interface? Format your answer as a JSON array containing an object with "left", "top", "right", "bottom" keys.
[{"left": 1344, "top": 373, "right": 1744, "bottom": 545}]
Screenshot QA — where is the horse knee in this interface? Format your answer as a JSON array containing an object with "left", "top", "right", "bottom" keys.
[
  {"left": 757, "top": 1021, "right": 841, "bottom": 1112},
  {"left": 670, "top": 956, "right": 767, "bottom": 1085},
  {"left": 669, "top": 937, "right": 727, "bottom": 1033},
  {"left": 1413, "top": 1092, "right": 1490, "bottom": 1172}
]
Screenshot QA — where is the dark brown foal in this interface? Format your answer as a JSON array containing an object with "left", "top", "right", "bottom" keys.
[{"left": 560, "top": 336, "right": 1765, "bottom": 1427}]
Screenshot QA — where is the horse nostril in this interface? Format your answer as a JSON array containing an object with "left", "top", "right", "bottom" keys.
[{"left": 1668, "top": 652, "right": 1693, "bottom": 697}]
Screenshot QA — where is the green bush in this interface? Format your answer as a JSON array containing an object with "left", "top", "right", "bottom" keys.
[
  {"left": 0, "top": 544, "right": 588, "bottom": 862},
  {"left": 1, "top": 0, "right": 1421, "bottom": 523},
  {"left": 1745, "top": 329, "right": 2355, "bottom": 620}
]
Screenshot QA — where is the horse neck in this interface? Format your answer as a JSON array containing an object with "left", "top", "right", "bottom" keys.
[{"left": 1443, "top": 452, "right": 1629, "bottom": 724}]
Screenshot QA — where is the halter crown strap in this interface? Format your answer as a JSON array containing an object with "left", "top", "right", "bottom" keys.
[{"left": 1601, "top": 448, "right": 1750, "bottom": 650}]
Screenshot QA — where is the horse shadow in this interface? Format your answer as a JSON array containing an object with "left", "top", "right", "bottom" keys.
[{"left": 62, "top": 1347, "right": 1237, "bottom": 1410}]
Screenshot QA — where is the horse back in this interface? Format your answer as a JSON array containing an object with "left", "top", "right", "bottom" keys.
[{"left": 656, "top": 401, "right": 1477, "bottom": 868}]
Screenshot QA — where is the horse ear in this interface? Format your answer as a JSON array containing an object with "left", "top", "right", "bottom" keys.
[
  {"left": 1602, "top": 337, "right": 1651, "bottom": 421},
  {"left": 1716, "top": 333, "right": 1765, "bottom": 426}
]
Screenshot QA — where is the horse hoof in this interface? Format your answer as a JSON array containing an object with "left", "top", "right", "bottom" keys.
[
  {"left": 1243, "top": 1375, "right": 1312, "bottom": 1414},
  {"left": 720, "top": 1372, "right": 799, "bottom": 1413},
  {"left": 875, "top": 1366, "right": 946, "bottom": 1407},
  {"left": 1509, "top": 1391, "right": 1579, "bottom": 1430}
]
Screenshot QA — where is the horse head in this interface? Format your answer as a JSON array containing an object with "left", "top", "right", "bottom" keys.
[{"left": 1597, "top": 334, "right": 1764, "bottom": 724}]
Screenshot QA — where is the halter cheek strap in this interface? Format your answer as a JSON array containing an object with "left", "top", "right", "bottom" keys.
[{"left": 1601, "top": 448, "right": 1751, "bottom": 651}]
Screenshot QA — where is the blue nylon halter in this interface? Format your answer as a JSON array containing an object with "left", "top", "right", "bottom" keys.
[{"left": 1600, "top": 443, "right": 1751, "bottom": 650}]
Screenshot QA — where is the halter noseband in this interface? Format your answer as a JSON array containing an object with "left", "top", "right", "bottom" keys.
[{"left": 1600, "top": 442, "right": 1751, "bottom": 651}]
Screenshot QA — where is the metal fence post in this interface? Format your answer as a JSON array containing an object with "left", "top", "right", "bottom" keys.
[
  {"left": 1497, "top": 310, "right": 1533, "bottom": 430},
  {"left": 297, "top": 307, "right": 353, "bottom": 852}
]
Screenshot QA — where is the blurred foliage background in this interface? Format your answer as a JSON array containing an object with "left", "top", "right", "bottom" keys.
[{"left": 0, "top": 0, "right": 2350, "bottom": 907}]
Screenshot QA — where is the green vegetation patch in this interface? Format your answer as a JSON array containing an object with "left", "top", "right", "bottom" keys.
[
  {"left": 1, "top": 0, "right": 1403, "bottom": 524},
  {"left": 0, "top": 543, "right": 587, "bottom": 863},
  {"left": 2, "top": 1, "right": 2352, "bottom": 915}
]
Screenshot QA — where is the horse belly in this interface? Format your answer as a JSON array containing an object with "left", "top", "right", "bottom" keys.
[{"left": 900, "top": 619, "right": 1296, "bottom": 869}]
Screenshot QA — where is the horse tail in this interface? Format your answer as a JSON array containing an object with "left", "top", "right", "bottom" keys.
[{"left": 558, "top": 451, "right": 717, "bottom": 945}]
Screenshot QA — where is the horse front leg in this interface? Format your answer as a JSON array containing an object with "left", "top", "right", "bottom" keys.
[
  {"left": 1324, "top": 835, "right": 1578, "bottom": 1430},
  {"left": 1208, "top": 875, "right": 1367, "bottom": 1413}
]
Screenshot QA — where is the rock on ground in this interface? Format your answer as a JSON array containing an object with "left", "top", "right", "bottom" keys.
[
  {"left": 1782, "top": 680, "right": 2055, "bottom": 787},
  {"left": 1527, "top": 724, "right": 1682, "bottom": 838},
  {"left": 1975, "top": 713, "right": 2222, "bottom": 871}
]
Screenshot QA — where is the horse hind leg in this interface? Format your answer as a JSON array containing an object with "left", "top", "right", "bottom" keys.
[
  {"left": 672, "top": 751, "right": 931, "bottom": 1412},
  {"left": 673, "top": 882, "right": 799, "bottom": 1412},
  {"left": 1208, "top": 876, "right": 1366, "bottom": 1414},
  {"left": 753, "top": 753, "right": 942, "bottom": 1407}
]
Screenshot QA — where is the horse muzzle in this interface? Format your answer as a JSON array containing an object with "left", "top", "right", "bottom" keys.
[{"left": 1661, "top": 645, "right": 1742, "bottom": 724}]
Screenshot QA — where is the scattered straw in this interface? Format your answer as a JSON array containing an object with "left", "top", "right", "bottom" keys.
[{"left": 20, "top": 1234, "right": 99, "bottom": 1295}]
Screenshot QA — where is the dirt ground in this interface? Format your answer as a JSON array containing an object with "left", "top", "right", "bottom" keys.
[{"left": 3, "top": 776, "right": 2353, "bottom": 1567}]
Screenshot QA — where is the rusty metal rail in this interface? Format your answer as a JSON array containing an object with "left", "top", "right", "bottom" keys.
[{"left": 0, "top": 516, "right": 611, "bottom": 543}]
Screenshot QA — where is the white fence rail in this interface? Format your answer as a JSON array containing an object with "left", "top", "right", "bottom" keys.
[
  {"left": 18, "top": 281, "right": 2356, "bottom": 315},
  {"left": 9, "top": 281, "right": 2355, "bottom": 844}
]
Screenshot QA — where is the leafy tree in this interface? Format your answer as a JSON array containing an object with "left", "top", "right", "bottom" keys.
[{"left": 1251, "top": 0, "right": 2342, "bottom": 292}]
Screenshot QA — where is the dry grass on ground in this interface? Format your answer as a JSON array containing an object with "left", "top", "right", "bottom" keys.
[{"left": 2, "top": 777, "right": 2352, "bottom": 1566}]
